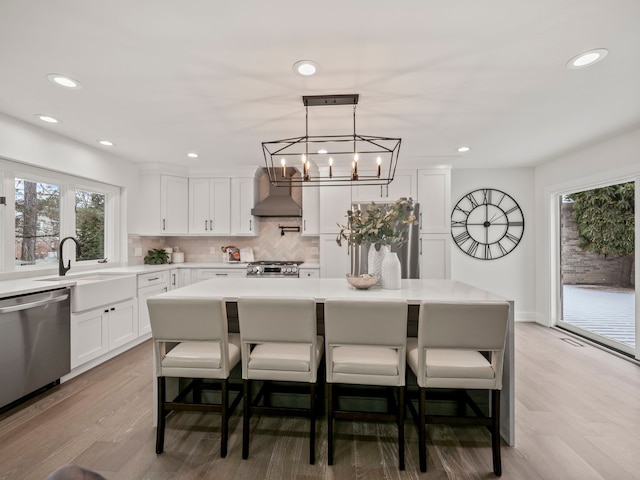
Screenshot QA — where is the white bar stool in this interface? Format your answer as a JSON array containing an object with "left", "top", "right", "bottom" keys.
[
  {"left": 147, "top": 296, "right": 242, "bottom": 458},
  {"left": 407, "top": 300, "right": 510, "bottom": 475},
  {"left": 237, "top": 296, "right": 323, "bottom": 464},
  {"left": 324, "top": 298, "right": 408, "bottom": 470}
]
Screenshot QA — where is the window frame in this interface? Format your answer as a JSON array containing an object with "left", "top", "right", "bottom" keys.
[{"left": 1, "top": 158, "right": 121, "bottom": 275}]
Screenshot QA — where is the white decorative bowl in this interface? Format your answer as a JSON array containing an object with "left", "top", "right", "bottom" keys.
[{"left": 346, "top": 274, "right": 379, "bottom": 290}]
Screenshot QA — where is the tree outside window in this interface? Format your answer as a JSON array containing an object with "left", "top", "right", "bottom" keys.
[
  {"left": 75, "top": 189, "right": 105, "bottom": 261},
  {"left": 15, "top": 178, "right": 60, "bottom": 266}
]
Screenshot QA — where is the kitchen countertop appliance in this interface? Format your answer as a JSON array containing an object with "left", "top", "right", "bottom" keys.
[{"left": 246, "top": 260, "right": 303, "bottom": 278}]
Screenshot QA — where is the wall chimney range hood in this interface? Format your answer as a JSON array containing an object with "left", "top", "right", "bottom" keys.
[{"left": 251, "top": 167, "right": 302, "bottom": 217}]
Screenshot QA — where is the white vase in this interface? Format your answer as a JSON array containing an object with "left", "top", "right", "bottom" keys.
[
  {"left": 381, "top": 252, "right": 402, "bottom": 290},
  {"left": 368, "top": 244, "right": 389, "bottom": 282}
]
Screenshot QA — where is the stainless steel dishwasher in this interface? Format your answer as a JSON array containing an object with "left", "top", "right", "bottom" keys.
[{"left": 0, "top": 288, "right": 71, "bottom": 411}]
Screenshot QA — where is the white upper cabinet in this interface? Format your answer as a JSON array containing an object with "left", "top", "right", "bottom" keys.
[
  {"left": 417, "top": 168, "right": 451, "bottom": 233},
  {"left": 351, "top": 170, "right": 417, "bottom": 202},
  {"left": 160, "top": 175, "right": 189, "bottom": 234},
  {"left": 301, "top": 185, "right": 320, "bottom": 235},
  {"left": 231, "top": 177, "right": 259, "bottom": 235},
  {"left": 189, "top": 178, "right": 231, "bottom": 234}
]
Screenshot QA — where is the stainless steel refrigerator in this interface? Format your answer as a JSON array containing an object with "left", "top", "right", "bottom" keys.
[{"left": 350, "top": 202, "right": 420, "bottom": 279}]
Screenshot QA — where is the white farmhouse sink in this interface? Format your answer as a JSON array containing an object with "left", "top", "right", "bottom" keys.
[{"left": 37, "top": 273, "right": 136, "bottom": 312}]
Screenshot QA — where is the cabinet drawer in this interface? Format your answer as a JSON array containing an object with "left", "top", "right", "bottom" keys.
[
  {"left": 195, "top": 268, "right": 246, "bottom": 281},
  {"left": 137, "top": 271, "right": 169, "bottom": 288},
  {"left": 299, "top": 268, "right": 319, "bottom": 278}
]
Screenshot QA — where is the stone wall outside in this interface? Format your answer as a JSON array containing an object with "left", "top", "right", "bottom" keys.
[{"left": 561, "top": 202, "right": 635, "bottom": 286}]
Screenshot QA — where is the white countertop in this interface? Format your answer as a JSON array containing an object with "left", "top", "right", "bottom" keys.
[
  {"left": 0, "top": 262, "right": 314, "bottom": 298},
  {"left": 160, "top": 277, "right": 510, "bottom": 304}
]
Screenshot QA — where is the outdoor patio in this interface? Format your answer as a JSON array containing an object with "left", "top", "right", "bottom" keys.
[{"left": 563, "top": 284, "right": 636, "bottom": 348}]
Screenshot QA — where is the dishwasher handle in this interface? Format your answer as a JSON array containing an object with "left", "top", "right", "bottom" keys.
[{"left": 0, "top": 293, "right": 69, "bottom": 314}]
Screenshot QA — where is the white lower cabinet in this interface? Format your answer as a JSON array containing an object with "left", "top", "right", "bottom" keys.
[
  {"left": 137, "top": 271, "right": 170, "bottom": 336},
  {"left": 419, "top": 233, "right": 451, "bottom": 279},
  {"left": 71, "top": 298, "right": 136, "bottom": 369},
  {"left": 319, "top": 235, "right": 350, "bottom": 278},
  {"left": 169, "top": 268, "right": 192, "bottom": 290}
]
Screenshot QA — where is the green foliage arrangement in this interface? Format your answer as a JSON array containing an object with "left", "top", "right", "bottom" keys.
[
  {"left": 336, "top": 197, "right": 418, "bottom": 251},
  {"left": 569, "top": 182, "right": 634, "bottom": 286},
  {"left": 144, "top": 248, "right": 170, "bottom": 265}
]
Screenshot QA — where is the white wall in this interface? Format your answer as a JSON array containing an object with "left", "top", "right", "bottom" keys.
[
  {"left": 534, "top": 127, "right": 640, "bottom": 326},
  {"left": 0, "top": 112, "right": 141, "bottom": 260},
  {"left": 451, "top": 168, "right": 536, "bottom": 321}
]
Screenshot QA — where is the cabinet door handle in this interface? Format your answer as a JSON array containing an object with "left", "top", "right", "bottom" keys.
[
  {"left": 419, "top": 212, "right": 423, "bottom": 230},
  {"left": 148, "top": 277, "right": 159, "bottom": 282},
  {"left": 110, "top": 307, "right": 115, "bottom": 311},
  {"left": 303, "top": 219, "right": 306, "bottom": 231},
  {"left": 249, "top": 219, "right": 252, "bottom": 231},
  {"left": 204, "top": 220, "right": 208, "bottom": 231},
  {"left": 209, "top": 220, "right": 213, "bottom": 230},
  {"left": 171, "top": 273, "right": 176, "bottom": 286},
  {"left": 162, "top": 219, "right": 166, "bottom": 230},
  {"left": 215, "top": 273, "right": 228, "bottom": 276},
  {"left": 380, "top": 186, "right": 383, "bottom": 198},
  {"left": 385, "top": 185, "right": 389, "bottom": 197},
  {"left": 163, "top": 287, "right": 167, "bottom": 292},
  {"left": 420, "top": 238, "right": 423, "bottom": 255}
]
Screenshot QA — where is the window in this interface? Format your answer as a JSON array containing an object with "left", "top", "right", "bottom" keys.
[
  {"left": 75, "top": 189, "right": 105, "bottom": 261},
  {"left": 15, "top": 178, "right": 61, "bottom": 266},
  {"left": 1, "top": 159, "right": 121, "bottom": 274}
]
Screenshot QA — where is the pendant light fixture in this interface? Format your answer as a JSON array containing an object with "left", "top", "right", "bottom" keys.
[{"left": 261, "top": 94, "right": 401, "bottom": 187}]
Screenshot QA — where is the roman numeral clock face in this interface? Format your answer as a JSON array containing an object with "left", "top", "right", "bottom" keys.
[{"left": 451, "top": 188, "right": 524, "bottom": 260}]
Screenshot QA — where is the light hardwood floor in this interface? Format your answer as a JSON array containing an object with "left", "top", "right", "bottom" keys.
[{"left": 1, "top": 323, "right": 640, "bottom": 479}]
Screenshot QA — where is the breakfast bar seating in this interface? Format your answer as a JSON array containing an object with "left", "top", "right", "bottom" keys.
[
  {"left": 407, "top": 300, "right": 510, "bottom": 475},
  {"left": 237, "top": 296, "right": 323, "bottom": 464},
  {"left": 324, "top": 298, "right": 408, "bottom": 469},
  {"left": 147, "top": 296, "right": 242, "bottom": 458},
  {"left": 153, "top": 277, "right": 516, "bottom": 455}
]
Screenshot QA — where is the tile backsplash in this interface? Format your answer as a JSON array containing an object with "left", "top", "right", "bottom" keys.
[{"left": 128, "top": 217, "right": 320, "bottom": 265}]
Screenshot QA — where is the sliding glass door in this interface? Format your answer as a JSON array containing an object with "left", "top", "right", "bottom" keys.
[{"left": 558, "top": 181, "right": 636, "bottom": 356}]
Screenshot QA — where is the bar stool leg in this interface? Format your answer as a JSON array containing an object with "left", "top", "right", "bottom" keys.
[
  {"left": 418, "top": 386, "right": 426, "bottom": 472},
  {"left": 156, "top": 377, "right": 166, "bottom": 454},
  {"left": 398, "top": 385, "right": 405, "bottom": 471},
  {"left": 242, "top": 379, "right": 251, "bottom": 459},
  {"left": 220, "top": 378, "right": 228, "bottom": 458},
  {"left": 310, "top": 382, "right": 316, "bottom": 464},
  {"left": 492, "top": 390, "right": 502, "bottom": 476},
  {"left": 327, "top": 383, "right": 334, "bottom": 465}
]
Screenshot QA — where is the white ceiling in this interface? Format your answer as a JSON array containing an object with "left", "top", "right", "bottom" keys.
[{"left": 1, "top": 0, "right": 639, "bottom": 172}]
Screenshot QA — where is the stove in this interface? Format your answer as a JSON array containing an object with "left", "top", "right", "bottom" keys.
[{"left": 246, "top": 260, "right": 303, "bottom": 277}]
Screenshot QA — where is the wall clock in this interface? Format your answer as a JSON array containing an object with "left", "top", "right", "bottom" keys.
[{"left": 451, "top": 188, "right": 524, "bottom": 260}]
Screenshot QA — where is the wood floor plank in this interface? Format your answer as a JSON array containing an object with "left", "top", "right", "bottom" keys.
[{"left": 2, "top": 323, "right": 640, "bottom": 479}]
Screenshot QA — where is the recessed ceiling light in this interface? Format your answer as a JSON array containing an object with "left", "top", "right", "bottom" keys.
[
  {"left": 47, "top": 73, "right": 82, "bottom": 89},
  {"left": 317, "top": 149, "right": 328, "bottom": 154},
  {"left": 457, "top": 146, "right": 471, "bottom": 153},
  {"left": 187, "top": 152, "right": 199, "bottom": 158},
  {"left": 566, "top": 48, "right": 608, "bottom": 69},
  {"left": 293, "top": 60, "right": 319, "bottom": 76},
  {"left": 98, "top": 140, "right": 114, "bottom": 146},
  {"left": 36, "top": 114, "right": 61, "bottom": 124}
]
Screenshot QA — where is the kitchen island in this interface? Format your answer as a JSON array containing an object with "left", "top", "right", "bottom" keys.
[{"left": 157, "top": 277, "right": 515, "bottom": 445}]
